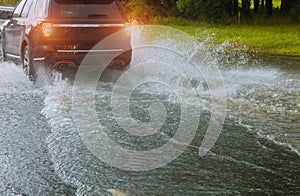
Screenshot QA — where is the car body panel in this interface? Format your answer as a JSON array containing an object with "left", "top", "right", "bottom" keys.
[{"left": 2, "top": 0, "right": 131, "bottom": 73}]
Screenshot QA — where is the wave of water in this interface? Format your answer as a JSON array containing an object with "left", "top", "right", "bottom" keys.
[
  {"left": 38, "top": 26, "right": 300, "bottom": 194},
  {"left": 41, "top": 75, "right": 300, "bottom": 194},
  {"left": 0, "top": 61, "right": 75, "bottom": 195}
]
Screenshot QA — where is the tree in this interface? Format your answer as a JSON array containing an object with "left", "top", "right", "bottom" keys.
[
  {"left": 261, "top": 0, "right": 265, "bottom": 9},
  {"left": 241, "top": 0, "right": 251, "bottom": 15},
  {"left": 232, "top": 0, "right": 239, "bottom": 15},
  {"left": 161, "top": 0, "right": 178, "bottom": 9},
  {"left": 118, "top": 0, "right": 299, "bottom": 23},
  {"left": 281, "top": 0, "right": 289, "bottom": 15},
  {"left": 254, "top": 0, "right": 260, "bottom": 12},
  {"left": 176, "top": 0, "right": 203, "bottom": 19},
  {"left": 160, "top": 0, "right": 179, "bottom": 15},
  {"left": 177, "top": 0, "right": 233, "bottom": 21},
  {"left": 117, "top": 0, "right": 167, "bottom": 22},
  {"left": 266, "top": 0, "right": 273, "bottom": 16},
  {"left": 281, "top": 0, "right": 299, "bottom": 15}
]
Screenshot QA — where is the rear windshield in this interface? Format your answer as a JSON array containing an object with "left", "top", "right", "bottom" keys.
[{"left": 51, "top": 0, "right": 123, "bottom": 19}]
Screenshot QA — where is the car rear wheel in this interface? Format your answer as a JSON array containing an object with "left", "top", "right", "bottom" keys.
[{"left": 22, "top": 45, "right": 36, "bottom": 81}]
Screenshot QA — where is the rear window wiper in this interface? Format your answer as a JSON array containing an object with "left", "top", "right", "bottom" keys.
[{"left": 88, "top": 14, "right": 107, "bottom": 18}]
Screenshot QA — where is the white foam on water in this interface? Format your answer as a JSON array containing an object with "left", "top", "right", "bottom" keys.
[
  {"left": 0, "top": 61, "right": 32, "bottom": 92},
  {"left": 40, "top": 26, "right": 300, "bottom": 194},
  {"left": 257, "top": 130, "right": 300, "bottom": 156}
]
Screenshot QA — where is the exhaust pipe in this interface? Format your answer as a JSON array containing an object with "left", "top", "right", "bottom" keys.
[
  {"left": 109, "top": 60, "right": 126, "bottom": 69},
  {"left": 56, "top": 63, "right": 68, "bottom": 71},
  {"left": 53, "top": 60, "right": 76, "bottom": 71}
]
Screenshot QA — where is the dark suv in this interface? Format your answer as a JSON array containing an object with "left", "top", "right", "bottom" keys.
[{"left": 1, "top": 0, "right": 132, "bottom": 80}]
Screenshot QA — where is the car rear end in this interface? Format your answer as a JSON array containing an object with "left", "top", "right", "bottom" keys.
[{"left": 33, "top": 0, "right": 132, "bottom": 72}]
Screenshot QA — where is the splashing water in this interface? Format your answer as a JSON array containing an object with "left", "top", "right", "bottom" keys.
[{"left": 38, "top": 26, "right": 300, "bottom": 195}]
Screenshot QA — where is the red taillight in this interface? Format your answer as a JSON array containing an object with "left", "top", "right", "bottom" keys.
[{"left": 37, "top": 22, "right": 53, "bottom": 37}]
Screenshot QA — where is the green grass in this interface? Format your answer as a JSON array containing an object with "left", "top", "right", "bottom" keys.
[{"left": 153, "top": 17, "right": 300, "bottom": 56}]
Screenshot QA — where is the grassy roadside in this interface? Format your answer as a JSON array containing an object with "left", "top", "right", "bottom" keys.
[{"left": 154, "top": 18, "right": 300, "bottom": 56}]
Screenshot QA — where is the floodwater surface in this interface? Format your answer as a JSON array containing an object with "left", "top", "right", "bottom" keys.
[{"left": 0, "top": 26, "right": 299, "bottom": 195}]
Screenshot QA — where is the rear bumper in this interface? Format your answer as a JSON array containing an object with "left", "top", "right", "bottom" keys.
[{"left": 32, "top": 45, "right": 132, "bottom": 71}]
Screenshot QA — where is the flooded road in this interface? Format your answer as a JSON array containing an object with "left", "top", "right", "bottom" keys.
[
  {"left": 0, "top": 26, "right": 299, "bottom": 195},
  {"left": 0, "top": 63, "right": 75, "bottom": 195}
]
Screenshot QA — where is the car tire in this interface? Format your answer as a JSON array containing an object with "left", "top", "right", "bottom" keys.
[
  {"left": 22, "top": 45, "right": 36, "bottom": 81},
  {"left": 123, "top": 49, "right": 132, "bottom": 67}
]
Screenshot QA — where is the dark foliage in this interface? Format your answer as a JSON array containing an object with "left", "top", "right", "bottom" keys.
[{"left": 1, "top": 0, "right": 299, "bottom": 23}]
